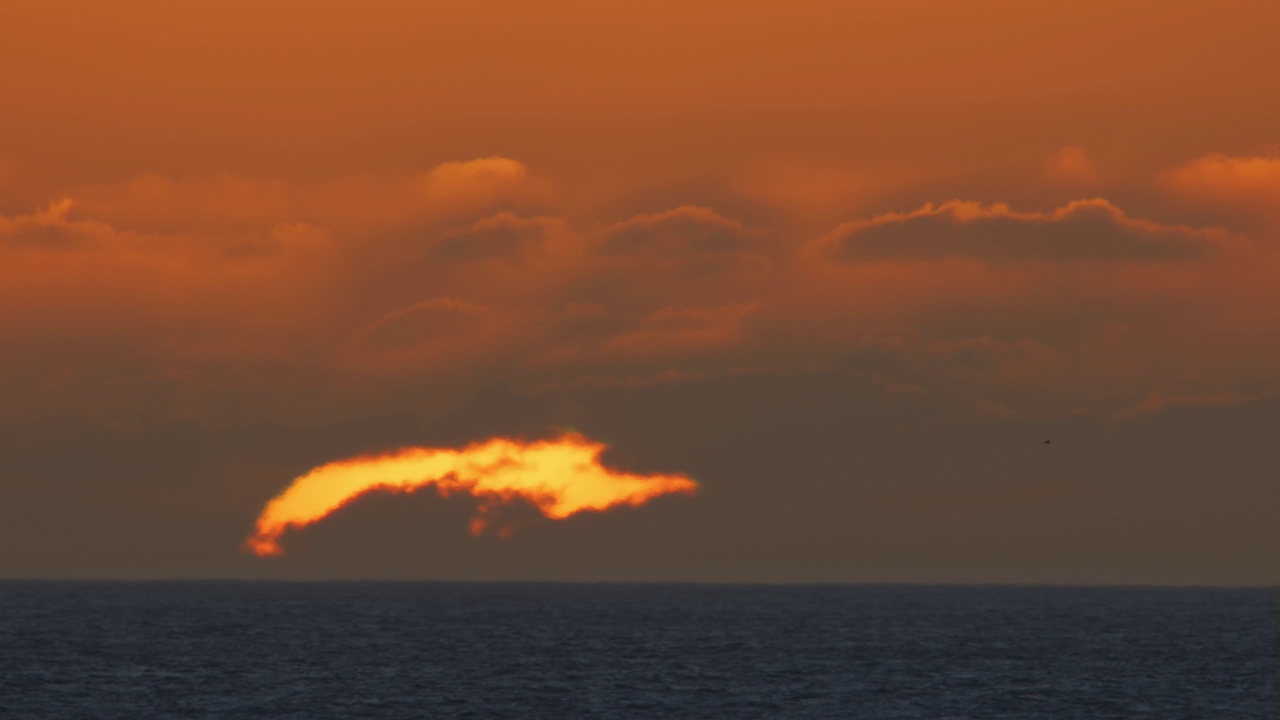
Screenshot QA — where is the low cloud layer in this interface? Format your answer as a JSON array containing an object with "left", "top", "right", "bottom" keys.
[{"left": 3, "top": 153, "right": 1279, "bottom": 423}]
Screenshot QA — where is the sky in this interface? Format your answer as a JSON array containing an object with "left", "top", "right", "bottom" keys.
[{"left": 1, "top": 0, "right": 1277, "bottom": 583}]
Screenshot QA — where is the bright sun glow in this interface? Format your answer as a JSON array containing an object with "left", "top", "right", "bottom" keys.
[{"left": 245, "top": 433, "right": 697, "bottom": 557}]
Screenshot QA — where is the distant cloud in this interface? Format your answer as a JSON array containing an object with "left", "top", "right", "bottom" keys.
[
  {"left": 816, "top": 199, "right": 1233, "bottom": 263},
  {"left": 69, "top": 173, "right": 294, "bottom": 233},
  {"left": 1160, "top": 153, "right": 1280, "bottom": 220},
  {"left": 1044, "top": 146, "right": 1096, "bottom": 185},
  {"left": 2, "top": 156, "right": 1278, "bottom": 422},
  {"left": 596, "top": 302, "right": 762, "bottom": 361},
  {"left": 587, "top": 206, "right": 773, "bottom": 311},
  {"left": 1110, "top": 389, "right": 1263, "bottom": 422},
  {"left": 431, "top": 213, "right": 565, "bottom": 263},
  {"left": 418, "top": 157, "right": 550, "bottom": 216}
]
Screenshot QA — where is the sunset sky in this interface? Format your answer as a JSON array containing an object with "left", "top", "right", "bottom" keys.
[{"left": 2, "top": 0, "right": 1277, "bottom": 583}]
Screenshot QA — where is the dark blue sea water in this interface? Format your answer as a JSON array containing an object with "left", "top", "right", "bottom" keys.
[{"left": 0, "top": 583, "right": 1273, "bottom": 719}]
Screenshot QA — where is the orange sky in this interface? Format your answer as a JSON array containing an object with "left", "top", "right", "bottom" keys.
[{"left": 1, "top": 1, "right": 1277, "bottom": 582}]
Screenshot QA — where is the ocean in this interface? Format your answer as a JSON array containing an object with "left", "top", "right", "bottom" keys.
[{"left": 0, "top": 582, "right": 1273, "bottom": 718}]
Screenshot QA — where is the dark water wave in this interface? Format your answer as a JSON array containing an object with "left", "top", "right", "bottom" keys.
[{"left": 0, "top": 582, "right": 1273, "bottom": 719}]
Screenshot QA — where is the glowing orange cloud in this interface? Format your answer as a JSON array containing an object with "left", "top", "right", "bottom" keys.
[{"left": 245, "top": 433, "right": 697, "bottom": 557}]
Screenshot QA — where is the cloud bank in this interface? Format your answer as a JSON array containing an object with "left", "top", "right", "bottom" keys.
[{"left": 3, "top": 153, "right": 1279, "bottom": 423}]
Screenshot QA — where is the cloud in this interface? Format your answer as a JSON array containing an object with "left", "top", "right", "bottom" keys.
[
  {"left": 1160, "top": 153, "right": 1280, "bottom": 222},
  {"left": 920, "top": 336, "right": 1069, "bottom": 385},
  {"left": 4, "top": 157, "right": 1279, "bottom": 422},
  {"left": 69, "top": 173, "right": 295, "bottom": 233},
  {"left": 338, "top": 297, "right": 515, "bottom": 378},
  {"left": 431, "top": 212, "right": 560, "bottom": 262},
  {"left": 0, "top": 199, "right": 88, "bottom": 249},
  {"left": 602, "top": 206, "right": 756, "bottom": 255},
  {"left": 595, "top": 302, "right": 762, "bottom": 361},
  {"left": 0, "top": 195, "right": 339, "bottom": 421},
  {"left": 419, "top": 157, "right": 544, "bottom": 213},
  {"left": 354, "top": 298, "right": 493, "bottom": 353},
  {"left": 816, "top": 199, "right": 1234, "bottom": 263},
  {"left": 586, "top": 206, "right": 774, "bottom": 310},
  {"left": 1110, "top": 389, "right": 1265, "bottom": 422},
  {"left": 64, "top": 158, "right": 550, "bottom": 240},
  {"left": 1044, "top": 146, "right": 1097, "bottom": 185}
]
